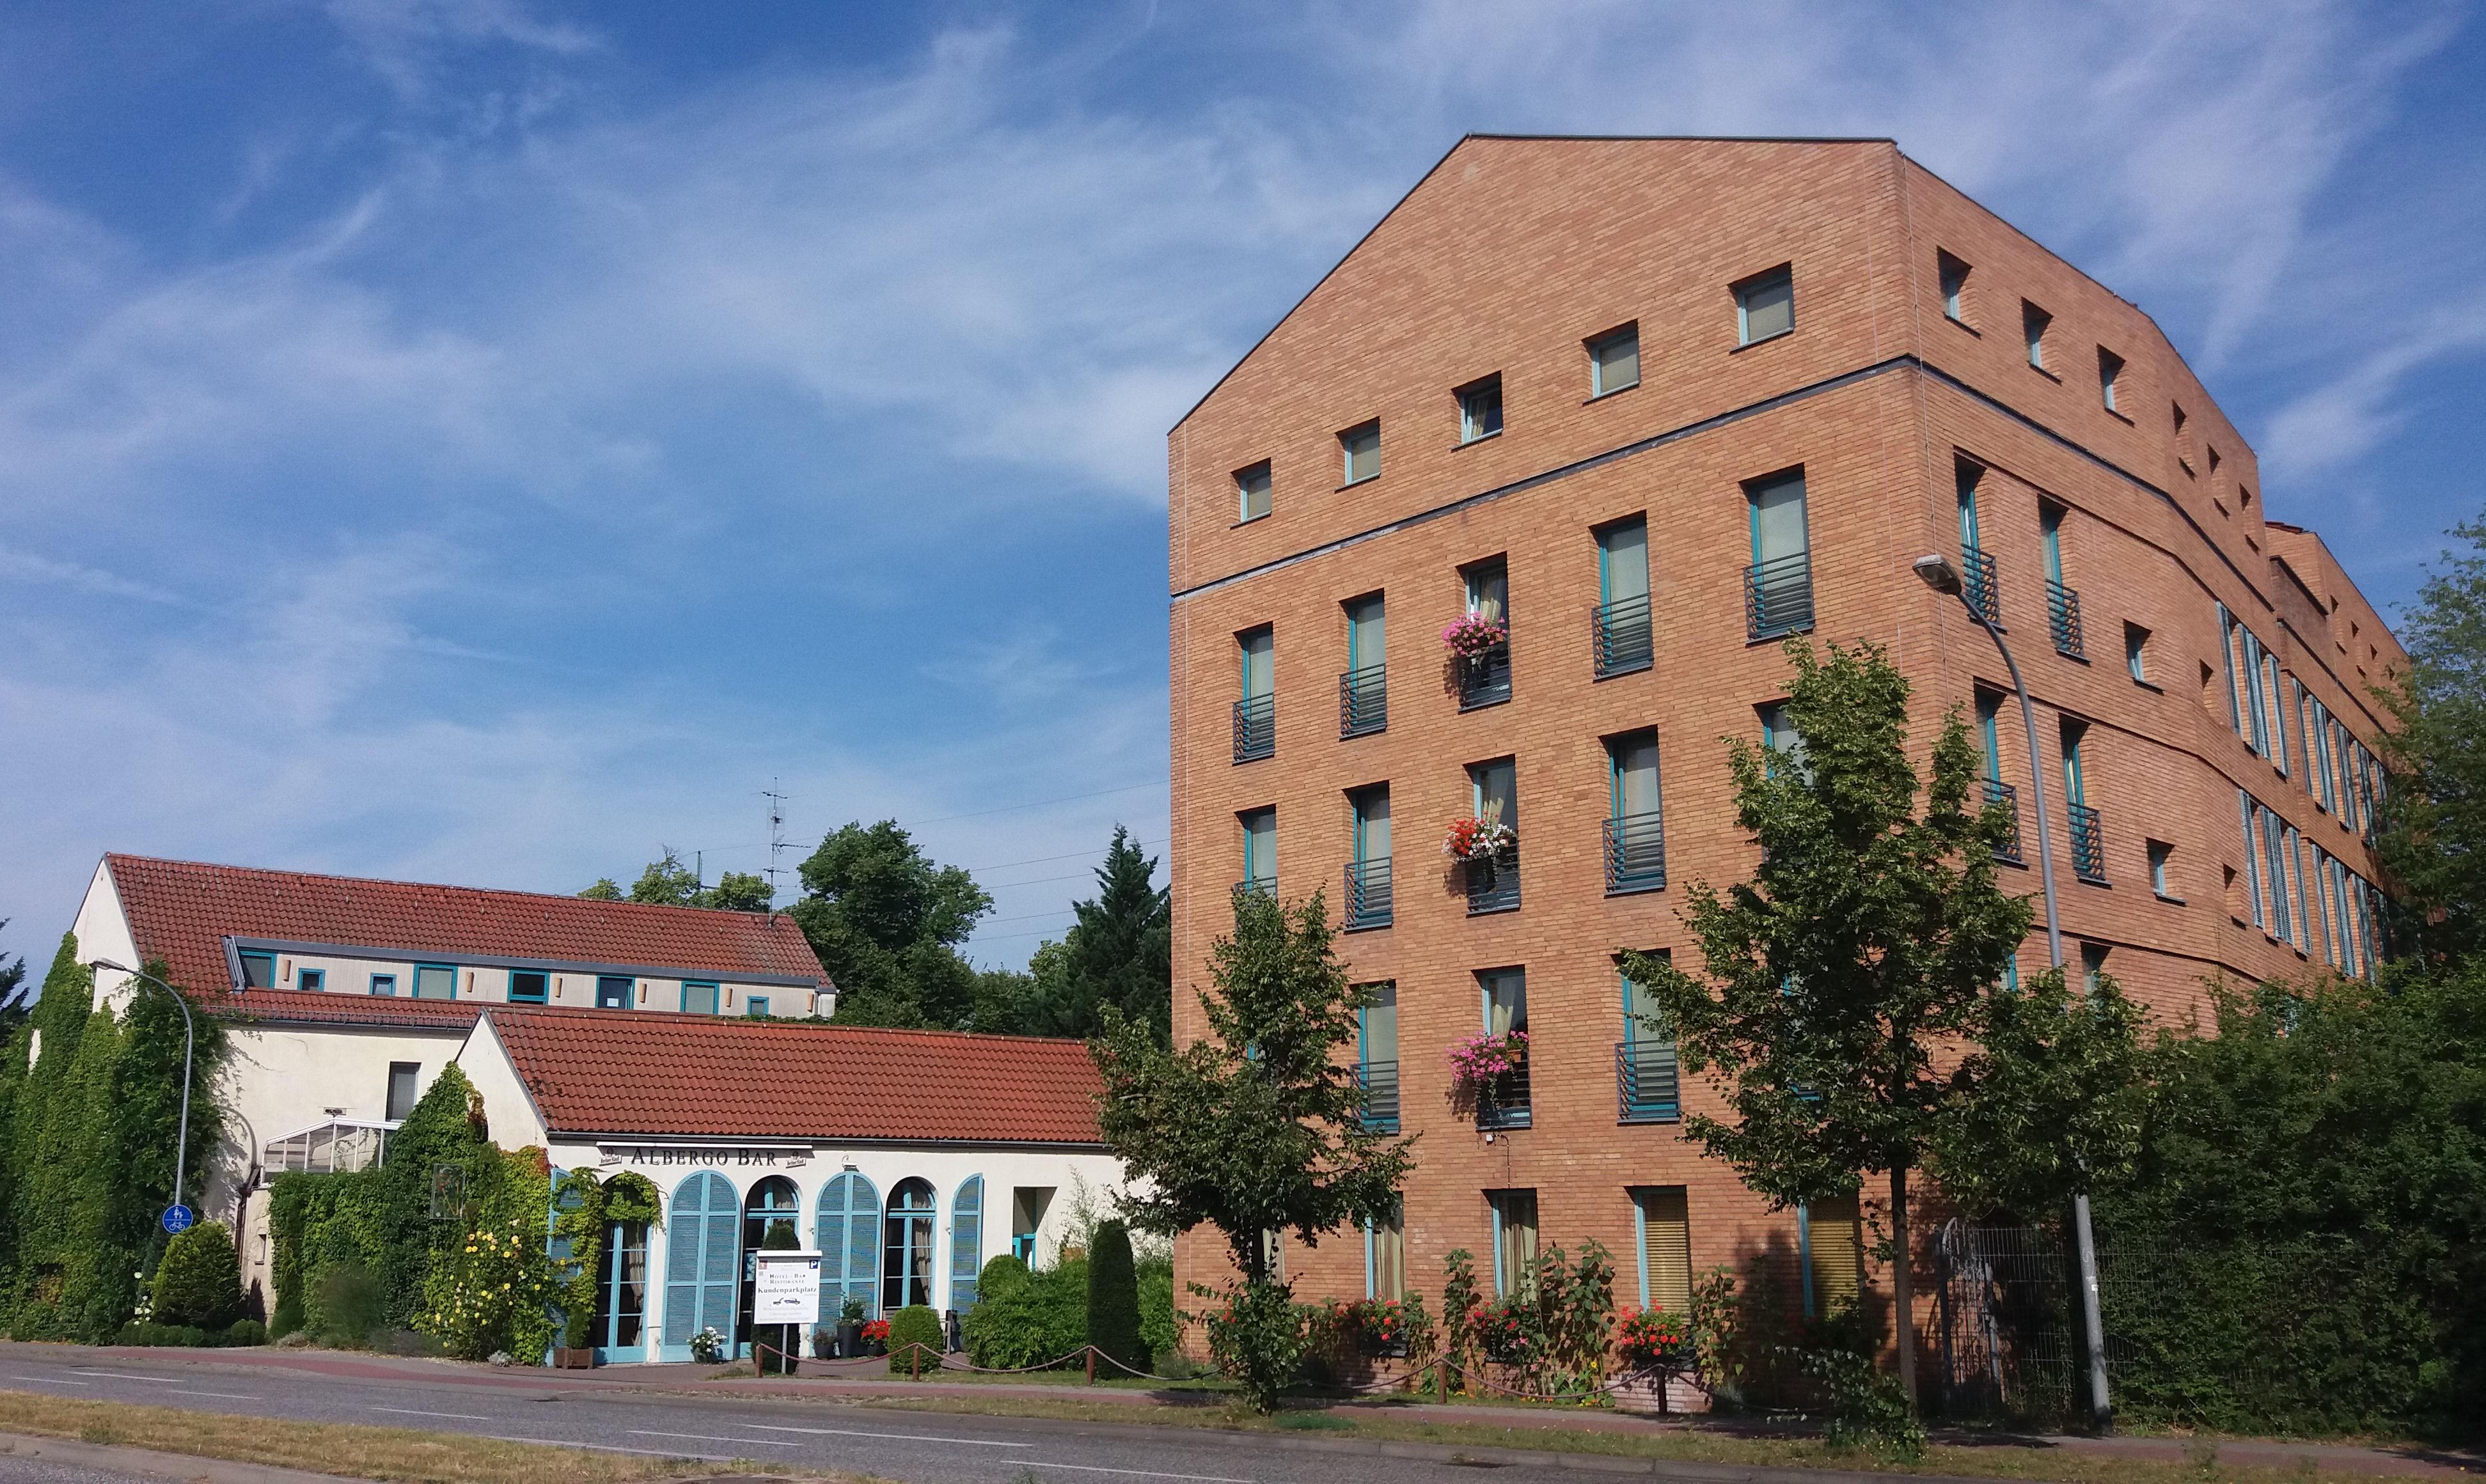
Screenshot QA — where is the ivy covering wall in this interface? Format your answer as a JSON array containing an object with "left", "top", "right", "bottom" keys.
[{"left": 0, "top": 934, "right": 229, "bottom": 1342}]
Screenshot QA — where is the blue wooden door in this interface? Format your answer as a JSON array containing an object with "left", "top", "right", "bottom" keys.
[
  {"left": 950, "top": 1176, "right": 984, "bottom": 1313},
  {"left": 662, "top": 1171, "right": 738, "bottom": 1361},
  {"left": 815, "top": 1173, "right": 881, "bottom": 1321}
]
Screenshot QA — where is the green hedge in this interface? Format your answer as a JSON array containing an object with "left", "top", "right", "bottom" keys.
[
  {"left": 963, "top": 1256, "right": 1087, "bottom": 1368},
  {"left": 888, "top": 1304, "right": 944, "bottom": 1373}
]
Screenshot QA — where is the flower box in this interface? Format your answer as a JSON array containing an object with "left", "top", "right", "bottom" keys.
[{"left": 1441, "top": 613, "right": 1508, "bottom": 659}]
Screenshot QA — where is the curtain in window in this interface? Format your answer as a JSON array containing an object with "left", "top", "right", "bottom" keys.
[
  {"left": 1482, "top": 969, "right": 1527, "bottom": 1036},
  {"left": 1346, "top": 595, "right": 1384, "bottom": 671},
  {"left": 1612, "top": 737, "right": 1662, "bottom": 819},
  {"left": 1750, "top": 474, "right": 1808, "bottom": 563},
  {"left": 1471, "top": 758, "right": 1517, "bottom": 832},
  {"left": 1240, "top": 809, "right": 1275, "bottom": 886},
  {"left": 1238, "top": 629, "right": 1272, "bottom": 699},
  {"left": 1360, "top": 982, "right": 1397, "bottom": 1063},
  {"left": 1353, "top": 788, "right": 1390, "bottom": 862},
  {"left": 1465, "top": 565, "right": 1507, "bottom": 623},
  {"left": 1636, "top": 1187, "right": 1693, "bottom": 1315},
  {"left": 1598, "top": 520, "right": 1649, "bottom": 605},
  {"left": 1368, "top": 1198, "right": 1405, "bottom": 1300},
  {"left": 1493, "top": 1191, "right": 1538, "bottom": 1297}
]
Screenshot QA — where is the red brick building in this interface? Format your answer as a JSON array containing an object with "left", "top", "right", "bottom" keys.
[{"left": 1164, "top": 137, "right": 2403, "bottom": 1345}]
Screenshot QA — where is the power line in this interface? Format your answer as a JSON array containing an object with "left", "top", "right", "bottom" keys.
[
  {"left": 957, "top": 836, "right": 1168, "bottom": 873},
  {"left": 904, "top": 779, "right": 1170, "bottom": 827}
]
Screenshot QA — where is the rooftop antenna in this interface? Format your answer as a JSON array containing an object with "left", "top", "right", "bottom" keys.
[{"left": 762, "top": 779, "right": 791, "bottom": 917}]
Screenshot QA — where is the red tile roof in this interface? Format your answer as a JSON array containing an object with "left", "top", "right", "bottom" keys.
[
  {"left": 106, "top": 854, "right": 828, "bottom": 1004},
  {"left": 212, "top": 989, "right": 484, "bottom": 1032},
  {"left": 482, "top": 1006, "right": 1106, "bottom": 1146}
]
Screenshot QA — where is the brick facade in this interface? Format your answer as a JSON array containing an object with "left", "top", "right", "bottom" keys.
[{"left": 1164, "top": 137, "right": 2402, "bottom": 1361}]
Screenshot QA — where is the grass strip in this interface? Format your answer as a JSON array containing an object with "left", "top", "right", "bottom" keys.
[
  {"left": 860, "top": 1393, "right": 2440, "bottom": 1483},
  {"left": 0, "top": 1388, "right": 848, "bottom": 1483}
]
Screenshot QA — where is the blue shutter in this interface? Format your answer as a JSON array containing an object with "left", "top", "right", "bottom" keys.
[
  {"left": 950, "top": 1176, "right": 984, "bottom": 1312},
  {"left": 814, "top": 1172, "right": 881, "bottom": 1318},
  {"left": 665, "top": 1171, "right": 732, "bottom": 1353},
  {"left": 700, "top": 1189, "right": 738, "bottom": 1342}
]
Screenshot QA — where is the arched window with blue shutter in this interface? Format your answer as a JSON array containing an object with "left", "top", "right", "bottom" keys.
[
  {"left": 661, "top": 1171, "right": 739, "bottom": 1361},
  {"left": 950, "top": 1175, "right": 984, "bottom": 1312},
  {"left": 815, "top": 1172, "right": 880, "bottom": 1320}
]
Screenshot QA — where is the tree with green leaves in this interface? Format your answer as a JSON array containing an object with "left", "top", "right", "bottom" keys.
[
  {"left": 1090, "top": 889, "right": 1414, "bottom": 1409},
  {"left": 1625, "top": 639, "right": 2029, "bottom": 1408},
  {"left": 1031, "top": 827, "right": 1171, "bottom": 1043},
  {"left": 793, "top": 821, "right": 991, "bottom": 1029},
  {"left": 0, "top": 919, "right": 28, "bottom": 1033},
  {"left": 2377, "top": 512, "right": 2486, "bottom": 961},
  {"left": 578, "top": 848, "right": 773, "bottom": 912},
  {"left": 1926, "top": 967, "right": 2147, "bottom": 1221}
]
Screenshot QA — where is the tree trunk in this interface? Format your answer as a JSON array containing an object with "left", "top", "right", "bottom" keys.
[{"left": 1889, "top": 1164, "right": 1917, "bottom": 1411}]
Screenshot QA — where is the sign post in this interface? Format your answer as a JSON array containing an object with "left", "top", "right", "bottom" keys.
[{"left": 751, "top": 1250, "right": 821, "bottom": 1375}]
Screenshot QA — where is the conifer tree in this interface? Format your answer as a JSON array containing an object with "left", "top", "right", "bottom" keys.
[{"left": 1043, "top": 827, "right": 1171, "bottom": 1043}]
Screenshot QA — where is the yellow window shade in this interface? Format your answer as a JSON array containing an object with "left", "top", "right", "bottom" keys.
[
  {"left": 1636, "top": 1187, "right": 1692, "bottom": 1315},
  {"left": 1806, "top": 1192, "right": 1864, "bottom": 1313}
]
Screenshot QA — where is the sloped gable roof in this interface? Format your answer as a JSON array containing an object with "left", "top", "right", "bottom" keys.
[
  {"left": 106, "top": 854, "right": 826, "bottom": 1003},
  {"left": 478, "top": 1006, "right": 1106, "bottom": 1146}
]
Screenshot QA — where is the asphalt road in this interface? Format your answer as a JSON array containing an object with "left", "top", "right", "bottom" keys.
[{"left": 0, "top": 1348, "right": 1822, "bottom": 1484}]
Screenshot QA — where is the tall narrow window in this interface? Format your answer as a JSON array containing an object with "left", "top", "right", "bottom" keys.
[
  {"left": 1488, "top": 1189, "right": 1539, "bottom": 1297},
  {"left": 1457, "top": 374, "right": 1503, "bottom": 442},
  {"left": 1593, "top": 516, "right": 1653, "bottom": 677},
  {"left": 1937, "top": 251, "right": 1971, "bottom": 322},
  {"left": 1605, "top": 732, "right": 1666, "bottom": 894},
  {"left": 1975, "top": 688, "right": 2020, "bottom": 863},
  {"left": 1734, "top": 265, "right": 1794, "bottom": 344},
  {"left": 1477, "top": 967, "right": 1529, "bottom": 1129},
  {"left": 385, "top": 1062, "right": 420, "bottom": 1122},
  {"left": 2023, "top": 302, "right": 2052, "bottom": 370},
  {"left": 2098, "top": 348, "right": 2125, "bottom": 412},
  {"left": 2063, "top": 718, "right": 2105, "bottom": 883},
  {"left": 2081, "top": 943, "right": 2109, "bottom": 997},
  {"left": 2125, "top": 622, "right": 2152, "bottom": 684},
  {"left": 2041, "top": 502, "right": 2083, "bottom": 657},
  {"left": 2263, "top": 654, "right": 2290, "bottom": 775},
  {"left": 1759, "top": 701, "right": 1808, "bottom": 779},
  {"left": 1465, "top": 758, "right": 1520, "bottom": 914},
  {"left": 1956, "top": 460, "right": 1997, "bottom": 623},
  {"left": 1339, "top": 421, "right": 1380, "bottom": 485},
  {"left": 2148, "top": 840, "right": 2175, "bottom": 899},
  {"left": 1634, "top": 1189, "right": 1694, "bottom": 1317},
  {"left": 1235, "top": 460, "right": 1271, "bottom": 523},
  {"left": 1367, "top": 1196, "right": 1406, "bottom": 1301},
  {"left": 1357, "top": 982, "right": 1399, "bottom": 1134},
  {"left": 1346, "top": 785, "right": 1392, "bottom": 931},
  {"left": 1234, "top": 626, "right": 1274, "bottom": 763},
  {"left": 1588, "top": 323, "right": 1639, "bottom": 396},
  {"left": 2238, "top": 790, "right": 2266, "bottom": 929},
  {"left": 1745, "top": 469, "right": 1812, "bottom": 639},
  {"left": 2262, "top": 806, "right": 2293, "bottom": 943},
  {"left": 1238, "top": 808, "right": 1276, "bottom": 897},
  {"left": 881, "top": 1178, "right": 936, "bottom": 1313},
  {"left": 1458, "top": 558, "right": 1513, "bottom": 708},
  {"left": 1618, "top": 958, "right": 1679, "bottom": 1121},
  {"left": 1341, "top": 593, "right": 1386, "bottom": 737},
  {"left": 1798, "top": 1193, "right": 1863, "bottom": 1320}
]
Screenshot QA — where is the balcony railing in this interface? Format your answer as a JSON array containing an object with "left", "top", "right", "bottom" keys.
[
  {"left": 1983, "top": 779, "right": 2022, "bottom": 864},
  {"left": 2047, "top": 579, "right": 2085, "bottom": 659},
  {"left": 1603, "top": 810, "right": 1667, "bottom": 894},
  {"left": 1357, "top": 1059, "right": 1400, "bottom": 1134},
  {"left": 1744, "top": 551, "right": 1814, "bottom": 640},
  {"left": 2067, "top": 802, "right": 2107, "bottom": 883},
  {"left": 1232, "top": 876, "right": 1275, "bottom": 916},
  {"left": 1591, "top": 593, "right": 1653, "bottom": 678},
  {"left": 1338, "top": 664, "right": 1386, "bottom": 738},
  {"left": 1616, "top": 1039, "right": 1681, "bottom": 1123},
  {"left": 1475, "top": 1065, "right": 1531, "bottom": 1131},
  {"left": 1962, "top": 547, "right": 2001, "bottom": 628},
  {"left": 1458, "top": 636, "right": 1513, "bottom": 710},
  {"left": 1232, "top": 692, "right": 1275, "bottom": 763},
  {"left": 1465, "top": 844, "right": 1520, "bottom": 915},
  {"left": 1343, "top": 857, "right": 1393, "bottom": 930}
]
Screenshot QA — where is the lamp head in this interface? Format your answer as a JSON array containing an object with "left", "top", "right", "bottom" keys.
[
  {"left": 1913, "top": 553, "right": 1963, "bottom": 595},
  {"left": 85, "top": 958, "right": 132, "bottom": 975}
]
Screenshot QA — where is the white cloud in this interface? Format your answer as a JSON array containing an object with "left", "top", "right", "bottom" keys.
[{"left": 0, "top": 545, "right": 186, "bottom": 605}]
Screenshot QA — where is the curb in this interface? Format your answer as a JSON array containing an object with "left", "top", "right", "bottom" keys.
[{"left": 0, "top": 1428, "right": 360, "bottom": 1482}]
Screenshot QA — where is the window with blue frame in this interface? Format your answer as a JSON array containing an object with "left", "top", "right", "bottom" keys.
[
  {"left": 1235, "top": 460, "right": 1271, "bottom": 524},
  {"left": 1632, "top": 1187, "right": 1692, "bottom": 1315},
  {"left": 816, "top": 1171, "right": 882, "bottom": 1320},
  {"left": 297, "top": 967, "right": 325, "bottom": 991},
  {"left": 1605, "top": 731, "right": 1665, "bottom": 893},
  {"left": 882, "top": 1178, "right": 937, "bottom": 1311},
  {"left": 413, "top": 964, "right": 457, "bottom": 1000},
  {"left": 239, "top": 951, "right": 276, "bottom": 988},
  {"left": 1617, "top": 959, "right": 1679, "bottom": 1121},
  {"left": 1238, "top": 807, "right": 1276, "bottom": 896},
  {"left": 1745, "top": 469, "right": 1812, "bottom": 639},
  {"left": 1758, "top": 701, "right": 1807, "bottom": 779},
  {"left": 950, "top": 1176, "right": 984, "bottom": 1311},
  {"left": 663, "top": 1171, "right": 739, "bottom": 1358},
  {"left": 1734, "top": 264, "right": 1793, "bottom": 344},
  {"left": 1457, "top": 373, "right": 1503, "bottom": 443},
  {"left": 1346, "top": 785, "right": 1392, "bottom": 930},
  {"left": 1357, "top": 982, "right": 1398, "bottom": 1133},
  {"left": 368, "top": 972, "right": 397, "bottom": 996},
  {"left": 507, "top": 970, "right": 547, "bottom": 1004},
  {"left": 1587, "top": 322, "right": 1639, "bottom": 396},
  {"left": 746, "top": 996, "right": 771, "bottom": 1019},
  {"left": 737, "top": 1176, "right": 801, "bottom": 1355},
  {"left": 597, "top": 1216, "right": 649, "bottom": 1352},
  {"left": 1365, "top": 1195, "right": 1406, "bottom": 1302},
  {"left": 1798, "top": 1194, "right": 1863, "bottom": 1319},
  {"left": 1488, "top": 1189, "right": 1538, "bottom": 1297},
  {"left": 1593, "top": 517, "right": 1652, "bottom": 678},
  {"left": 595, "top": 975, "right": 632, "bottom": 1009}
]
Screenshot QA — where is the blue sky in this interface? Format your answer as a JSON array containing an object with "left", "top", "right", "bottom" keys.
[{"left": 3, "top": 1, "right": 2482, "bottom": 973}]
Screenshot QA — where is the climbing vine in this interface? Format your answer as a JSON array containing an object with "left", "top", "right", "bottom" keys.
[{"left": 548, "top": 1168, "right": 661, "bottom": 1345}]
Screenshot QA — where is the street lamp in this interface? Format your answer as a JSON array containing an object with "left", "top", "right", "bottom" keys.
[
  {"left": 86, "top": 959, "right": 198, "bottom": 1228},
  {"left": 1912, "top": 552, "right": 2111, "bottom": 1432}
]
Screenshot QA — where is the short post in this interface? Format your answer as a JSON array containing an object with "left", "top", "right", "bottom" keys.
[
  {"left": 909, "top": 1343, "right": 921, "bottom": 1381},
  {"left": 1085, "top": 1346, "right": 1097, "bottom": 1385}
]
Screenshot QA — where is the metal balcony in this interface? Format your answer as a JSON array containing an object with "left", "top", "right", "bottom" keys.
[
  {"left": 1338, "top": 664, "right": 1386, "bottom": 738},
  {"left": 1984, "top": 779, "right": 2022, "bottom": 864},
  {"left": 1464, "top": 845, "right": 1520, "bottom": 915},
  {"left": 2047, "top": 579, "right": 2085, "bottom": 659},
  {"left": 1591, "top": 593, "right": 1653, "bottom": 678},
  {"left": 1232, "top": 692, "right": 1275, "bottom": 763},
  {"left": 1232, "top": 875, "right": 1275, "bottom": 910},
  {"left": 1475, "top": 1065, "right": 1531, "bottom": 1131},
  {"left": 1616, "top": 1039, "right": 1681, "bottom": 1123},
  {"left": 1962, "top": 547, "right": 2001, "bottom": 628},
  {"left": 1744, "top": 551, "right": 1814, "bottom": 641},
  {"left": 1458, "top": 637, "right": 1512, "bottom": 710},
  {"left": 1357, "top": 1059, "right": 1400, "bottom": 1134},
  {"left": 1343, "top": 857, "right": 1393, "bottom": 931},
  {"left": 2068, "top": 802, "right": 2107, "bottom": 883},
  {"left": 1603, "top": 810, "right": 1667, "bottom": 894}
]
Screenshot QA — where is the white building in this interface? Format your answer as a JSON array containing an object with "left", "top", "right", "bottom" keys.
[{"left": 68, "top": 854, "right": 1128, "bottom": 1356}]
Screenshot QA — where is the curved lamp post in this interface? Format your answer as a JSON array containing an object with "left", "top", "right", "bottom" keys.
[
  {"left": 86, "top": 958, "right": 198, "bottom": 1224},
  {"left": 1912, "top": 552, "right": 2111, "bottom": 1432}
]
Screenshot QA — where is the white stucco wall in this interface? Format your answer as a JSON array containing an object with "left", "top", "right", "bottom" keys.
[{"left": 72, "top": 859, "right": 143, "bottom": 1013}]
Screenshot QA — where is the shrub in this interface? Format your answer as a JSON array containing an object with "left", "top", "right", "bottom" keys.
[
  {"left": 1137, "top": 1256, "right": 1177, "bottom": 1363},
  {"left": 113, "top": 1322, "right": 207, "bottom": 1347},
  {"left": 888, "top": 1304, "right": 943, "bottom": 1373},
  {"left": 419, "top": 1215, "right": 559, "bottom": 1363},
  {"left": 1087, "top": 1220, "right": 1147, "bottom": 1373},
  {"left": 221, "top": 1319, "right": 267, "bottom": 1348},
  {"left": 311, "top": 1262, "right": 387, "bottom": 1347},
  {"left": 1802, "top": 1345, "right": 1926, "bottom": 1461},
  {"left": 152, "top": 1222, "right": 244, "bottom": 1330},
  {"left": 1200, "top": 1279, "right": 1307, "bottom": 1413},
  {"left": 963, "top": 1257, "right": 1086, "bottom": 1368}
]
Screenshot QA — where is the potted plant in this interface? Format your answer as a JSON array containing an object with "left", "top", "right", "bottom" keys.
[
  {"left": 1614, "top": 1306, "right": 1691, "bottom": 1373},
  {"left": 860, "top": 1316, "right": 890, "bottom": 1355},
  {"left": 1440, "top": 611, "right": 1507, "bottom": 659},
  {"left": 555, "top": 1308, "right": 595, "bottom": 1368},
  {"left": 1442, "top": 802, "right": 1515, "bottom": 868},
  {"left": 689, "top": 1325, "right": 726, "bottom": 1364},
  {"left": 1447, "top": 1029, "right": 1528, "bottom": 1097},
  {"left": 837, "top": 1293, "right": 866, "bottom": 1357}
]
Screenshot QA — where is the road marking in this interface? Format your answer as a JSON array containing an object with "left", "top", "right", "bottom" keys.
[
  {"left": 6, "top": 1376, "right": 90, "bottom": 1386},
  {"left": 1019, "top": 1464, "right": 1254, "bottom": 1483},
  {"left": 71, "top": 1371, "right": 183, "bottom": 1382},
  {"left": 743, "top": 1423, "right": 1038, "bottom": 1448},
  {"left": 483, "top": 1435, "right": 730, "bottom": 1460},
  {"left": 164, "top": 1388, "right": 260, "bottom": 1400},
  {"left": 629, "top": 1430, "right": 797, "bottom": 1448},
  {"left": 372, "top": 1406, "right": 492, "bottom": 1421}
]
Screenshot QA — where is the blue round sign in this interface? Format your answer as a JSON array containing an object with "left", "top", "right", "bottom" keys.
[{"left": 161, "top": 1204, "right": 194, "bottom": 1235}]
